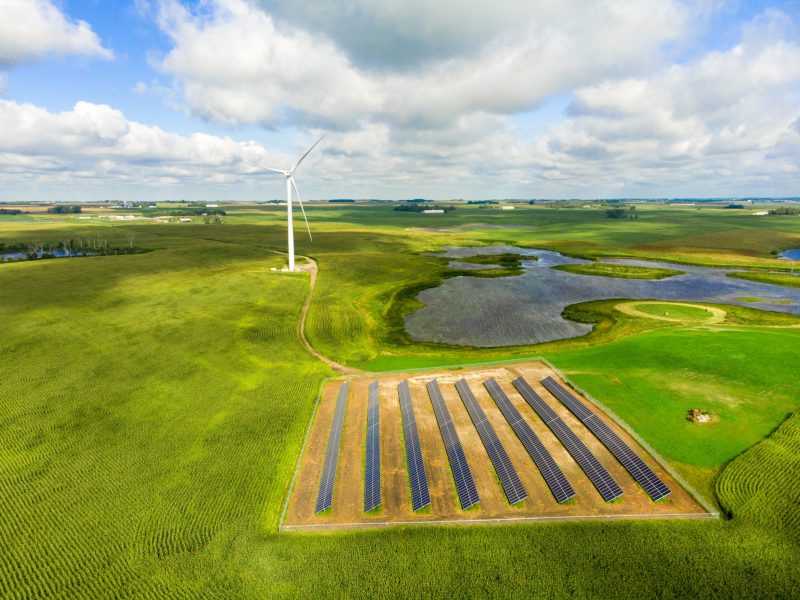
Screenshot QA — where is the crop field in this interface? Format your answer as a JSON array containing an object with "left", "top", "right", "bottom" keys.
[
  {"left": 717, "top": 411, "right": 800, "bottom": 537},
  {"left": 284, "top": 362, "right": 705, "bottom": 530},
  {"left": 1, "top": 204, "right": 799, "bottom": 597}
]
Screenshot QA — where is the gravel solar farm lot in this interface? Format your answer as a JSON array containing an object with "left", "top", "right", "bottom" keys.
[{"left": 283, "top": 362, "right": 707, "bottom": 529}]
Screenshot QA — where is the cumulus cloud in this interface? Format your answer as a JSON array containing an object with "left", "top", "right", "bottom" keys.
[
  {"left": 531, "top": 13, "right": 800, "bottom": 195},
  {"left": 2, "top": 1, "right": 798, "bottom": 200},
  {"left": 155, "top": 0, "right": 690, "bottom": 129},
  {"left": 0, "top": 99, "right": 291, "bottom": 190},
  {"left": 0, "top": 0, "right": 112, "bottom": 67},
  {"left": 0, "top": 96, "right": 529, "bottom": 200}
]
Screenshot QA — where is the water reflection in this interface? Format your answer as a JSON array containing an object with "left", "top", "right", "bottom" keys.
[{"left": 405, "top": 245, "right": 800, "bottom": 347}]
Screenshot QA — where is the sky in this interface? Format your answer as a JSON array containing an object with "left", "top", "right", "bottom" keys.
[{"left": 0, "top": 0, "right": 798, "bottom": 201}]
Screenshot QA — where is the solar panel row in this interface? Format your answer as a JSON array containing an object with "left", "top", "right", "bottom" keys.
[
  {"left": 364, "top": 380, "right": 381, "bottom": 512},
  {"left": 541, "top": 377, "right": 671, "bottom": 501},
  {"left": 512, "top": 377, "right": 623, "bottom": 502},
  {"left": 315, "top": 381, "right": 349, "bottom": 513},
  {"left": 398, "top": 380, "right": 431, "bottom": 511},
  {"left": 426, "top": 380, "right": 480, "bottom": 510},
  {"left": 483, "top": 378, "right": 576, "bottom": 503},
  {"left": 454, "top": 379, "right": 527, "bottom": 505}
]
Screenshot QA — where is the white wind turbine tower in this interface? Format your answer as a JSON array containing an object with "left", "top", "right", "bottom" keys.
[{"left": 261, "top": 135, "right": 326, "bottom": 272}]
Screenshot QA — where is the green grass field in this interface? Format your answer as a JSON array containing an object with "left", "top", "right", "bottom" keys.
[{"left": 1, "top": 205, "right": 798, "bottom": 597}]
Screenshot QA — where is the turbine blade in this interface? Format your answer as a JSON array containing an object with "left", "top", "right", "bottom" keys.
[
  {"left": 291, "top": 177, "right": 313, "bottom": 242},
  {"left": 262, "top": 166, "right": 286, "bottom": 174},
  {"left": 290, "top": 134, "right": 326, "bottom": 174}
]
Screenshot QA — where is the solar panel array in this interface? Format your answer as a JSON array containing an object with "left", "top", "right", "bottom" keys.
[
  {"left": 315, "top": 381, "right": 349, "bottom": 513},
  {"left": 512, "top": 377, "right": 623, "bottom": 502},
  {"left": 541, "top": 376, "right": 671, "bottom": 501},
  {"left": 364, "top": 381, "right": 381, "bottom": 512},
  {"left": 455, "top": 379, "right": 528, "bottom": 505},
  {"left": 483, "top": 378, "right": 576, "bottom": 503},
  {"left": 426, "top": 380, "right": 480, "bottom": 509},
  {"left": 398, "top": 380, "right": 431, "bottom": 511}
]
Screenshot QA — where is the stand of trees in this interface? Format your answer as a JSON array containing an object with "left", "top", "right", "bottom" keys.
[
  {"left": 393, "top": 204, "right": 456, "bottom": 213},
  {"left": 47, "top": 205, "right": 82, "bottom": 214},
  {"left": 1, "top": 237, "right": 148, "bottom": 262},
  {"left": 142, "top": 208, "right": 226, "bottom": 217},
  {"left": 606, "top": 206, "right": 639, "bottom": 219}
]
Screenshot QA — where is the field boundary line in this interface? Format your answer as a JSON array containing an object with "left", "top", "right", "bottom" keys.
[
  {"left": 280, "top": 511, "right": 715, "bottom": 532},
  {"left": 540, "top": 359, "right": 720, "bottom": 516},
  {"left": 325, "top": 355, "right": 552, "bottom": 381},
  {"left": 278, "top": 376, "right": 328, "bottom": 531}
]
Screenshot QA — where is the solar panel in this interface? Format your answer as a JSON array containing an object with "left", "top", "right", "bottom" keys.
[
  {"left": 454, "top": 379, "right": 528, "bottom": 505},
  {"left": 426, "top": 380, "right": 480, "bottom": 510},
  {"left": 541, "top": 376, "right": 671, "bottom": 501},
  {"left": 398, "top": 380, "right": 431, "bottom": 511},
  {"left": 364, "top": 381, "right": 381, "bottom": 512},
  {"left": 483, "top": 378, "right": 575, "bottom": 503},
  {"left": 512, "top": 377, "right": 623, "bottom": 502},
  {"left": 315, "top": 381, "right": 349, "bottom": 513}
]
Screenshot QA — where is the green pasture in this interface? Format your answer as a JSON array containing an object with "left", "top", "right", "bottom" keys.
[
  {"left": 1, "top": 205, "right": 798, "bottom": 597},
  {"left": 547, "top": 326, "right": 800, "bottom": 498}
]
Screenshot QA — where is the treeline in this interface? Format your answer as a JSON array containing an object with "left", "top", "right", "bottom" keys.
[
  {"left": 142, "top": 209, "right": 226, "bottom": 217},
  {"left": 769, "top": 207, "right": 800, "bottom": 215},
  {"left": 606, "top": 206, "right": 639, "bottom": 219},
  {"left": 1, "top": 237, "right": 148, "bottom": 262},
  {"left": 0, "top": 208, "right": 24, "bottom": 215},
  {"left": 47, "top": 205, "right": 81, "bottom": 214},
  {"left": 393, "top": 204, "right": 456, "bottom": 213}
]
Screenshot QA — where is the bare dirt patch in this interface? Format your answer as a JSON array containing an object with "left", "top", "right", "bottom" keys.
[{"left": 282, "top": 361, "right": 710, "bottom": 530}]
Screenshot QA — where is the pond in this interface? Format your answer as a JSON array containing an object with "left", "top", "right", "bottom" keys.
[
  {"left": 404, "top": 245, "right": 800, "bottom": 347},
  {"left": 1, "top": 250, "right": 94, "bottom": 262},
  {"left": 779, "top": 248, "right": 800, "bottom": 260}
]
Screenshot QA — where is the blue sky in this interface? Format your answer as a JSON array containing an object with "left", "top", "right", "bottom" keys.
[{"left": 0, "top": 0, "right": 798, "bottom": 200}]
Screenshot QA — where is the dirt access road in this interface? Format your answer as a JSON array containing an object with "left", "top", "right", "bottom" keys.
[{"left": 271, "top": 250, "right": 361, "bottom": 375}]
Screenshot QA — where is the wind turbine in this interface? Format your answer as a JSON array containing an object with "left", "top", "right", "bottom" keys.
[{"left": 262, "top": 135, "right": 325, "bottom": 272}]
